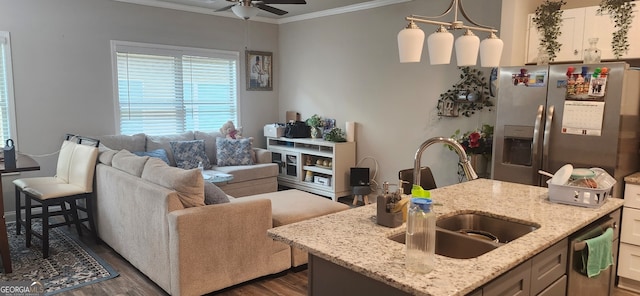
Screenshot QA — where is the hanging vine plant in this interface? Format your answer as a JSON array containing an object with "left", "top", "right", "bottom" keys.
[
  {"left": 437, "top": 67, "right": 493, "bottom": 118},
  {"left": 598, "top": 0, "right": 636, "bottom": 59},
  {"left": 533, "top": 0, "right": 566, "bottom": 62}
]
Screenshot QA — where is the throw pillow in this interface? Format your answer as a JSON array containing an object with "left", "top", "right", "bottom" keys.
[
  {"left": 216, "top": 137, "right": 254, "bottom": 166},
  {"left": 203, "top": 182, "right": 230, "bottom": 205},
  {"left": 133, "top": 149, "right": 170, "bottom": 165},
  {"left": 170, "top": 140, "right": 211, "bottom": 170},
  {"left": 141, "top": 158, "right": 205, "bottom": 208}
]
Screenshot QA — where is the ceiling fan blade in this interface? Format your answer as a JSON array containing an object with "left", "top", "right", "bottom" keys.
[
  {"left": 261, "top": 0, "right": 306, "bottom": 4},
  {"left": 256, "top": 3, "right": 288, "bottom": 15},
  {"left": 215, "top": 4, "right": 235, "bottom": 12}
]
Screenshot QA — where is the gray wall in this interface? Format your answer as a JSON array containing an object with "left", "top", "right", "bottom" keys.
[
  {"left": 0, "top": 0, "right": 279, "bottom": 213},
  {"left": 278, "top": 0, "right": 502, "bottom": 190}
]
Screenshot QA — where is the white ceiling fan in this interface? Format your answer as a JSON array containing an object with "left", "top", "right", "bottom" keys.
[{"left": 215, "top": 0, "right": 307, "bottom": 19}]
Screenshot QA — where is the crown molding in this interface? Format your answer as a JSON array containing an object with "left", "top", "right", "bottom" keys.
[
  {"left": 277, "top": 0, "right": 411, "bottom": 24},
  {"left": 113, "top": 0, "right": 411, "bottom": 24}
]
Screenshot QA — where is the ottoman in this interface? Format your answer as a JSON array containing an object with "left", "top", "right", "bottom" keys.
[{"left": 239, "top": 189, "right": 350, "bottom": 266}]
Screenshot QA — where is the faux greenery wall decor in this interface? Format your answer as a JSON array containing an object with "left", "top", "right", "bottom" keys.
[
  {"left": 533, "top": 0, "right": 566, "bottom": 62},
  {"left": 437, "top": 67, "right": 493, "bottom": 118},
  {"left": 598, "top": 0, "right": 636, "bottom": 59}
]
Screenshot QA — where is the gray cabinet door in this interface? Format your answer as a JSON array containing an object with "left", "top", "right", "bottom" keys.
[
  {"left": 536, "top": 275, "right": 566, "bottom": 296},
  {"left": 483, "top": 260, "right": 532, "bottom": 296},
  {"left": 531, "top": 238, "right": 568, "bottom": 295}
]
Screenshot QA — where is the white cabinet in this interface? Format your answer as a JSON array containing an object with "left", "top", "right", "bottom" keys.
[
  {"left": 267, "top": 137, "right": 356, "bottom": 201},
  {"left": 526, "top": 5, "right": 640, "bottom": 64},
  {"left": 526, "top": 8, "right": 585, "bottom": 64},
  {"left": 619, "top": 183, "right": 640, "bottom": 293},
  {"left": 583, "top": 6, "right": 640, "bottom": 61}
]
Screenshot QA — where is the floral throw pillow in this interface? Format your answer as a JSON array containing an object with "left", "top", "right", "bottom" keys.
[
  {"left": 216, "top": 137, "right": 254, "bottom": 166},
  {"left": 170, "top": 140, "right": 211, "bottom": 170}
]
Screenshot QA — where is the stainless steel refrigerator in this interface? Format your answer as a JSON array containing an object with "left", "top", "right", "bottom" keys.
[{"left": 492, "top": 62, "right": 640, "bottom": 197}]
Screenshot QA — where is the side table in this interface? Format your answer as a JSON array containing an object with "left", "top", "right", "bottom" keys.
[{"left": 0, "top": 154, "right": 40, "bottom": 273}]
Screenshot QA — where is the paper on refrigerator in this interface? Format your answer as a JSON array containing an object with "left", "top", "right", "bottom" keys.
[{"left": 561, "top": 101, "right": 605, "bottom": 136}]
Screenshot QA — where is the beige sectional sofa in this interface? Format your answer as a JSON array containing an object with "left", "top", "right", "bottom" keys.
[
  {"left": 97, "top": 131, "right": 278, "bottom": 197},
  {"left": 93, "top": 131, "right": 350, "bottom": 295}
]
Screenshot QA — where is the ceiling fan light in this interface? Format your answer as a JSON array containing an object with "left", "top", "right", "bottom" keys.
[
  {"left": 479, "top": 32, "right": 503, "bottom": 67},
  {"left": 397, "top": 21, "right": 425, "bottom": 63},
  {"left": 427, "top": 25, "right": 454, "bottom": 65},
  {"left": 455, "top": 29, "right": 480, "bottom": 66},
  {"left": 231, "top": 5, "right": 259, "bottom": 20}
]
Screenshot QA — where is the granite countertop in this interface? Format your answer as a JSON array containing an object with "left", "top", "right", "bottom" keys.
[
  {"left": 624, "top": 172, "right": 640, "bottom": 185},
  {"left": 267, "top": 179, "right": 624, "bottom": 296}
]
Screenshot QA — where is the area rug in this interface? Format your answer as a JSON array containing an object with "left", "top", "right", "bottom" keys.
[{"left": 1, "top": 222, "right": 119, "bottom": 295}]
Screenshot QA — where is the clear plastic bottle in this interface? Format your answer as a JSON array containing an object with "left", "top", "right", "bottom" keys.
[{"left": 405, "top": 198, "right": 436, "bottom": 273}]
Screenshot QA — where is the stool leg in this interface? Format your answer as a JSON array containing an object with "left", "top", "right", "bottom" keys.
[
  {"left": 69, "top": 200, "right": 83, "bottom": 236},
  {"left": 352, "top": 195, "right": 358, "bottom": 206},
  {"left": 15, "top": 187, "right": 21, "bottom": 235},
  {"left": 42, "top": 201, "right": 49, "bottom": 258},
  {"left": 364, "top": 195, "right": 370, "bottom": 204},
  {"left": 25, "top": 196, "right": 32, "bottom": 248},
  {"left": 85, "top": 196, "right": 98, "bottom": 243}
]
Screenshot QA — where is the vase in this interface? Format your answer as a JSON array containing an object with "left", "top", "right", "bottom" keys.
[
  {"left": 583, "top": 38, "right": 601, "bottom": 64},
  {"left": 536, "top": 47, "right": 550, "bottom": 65},
  {"left": 310, "top": 127, "right": 320, "bottom": 139},
  {"left": 469, "top": 154, "right": 488, "bottom": 177}
]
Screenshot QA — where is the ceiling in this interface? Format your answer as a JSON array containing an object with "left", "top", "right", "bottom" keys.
[{"left": 115, "top": 0, "right": 411, "bottom": 23}]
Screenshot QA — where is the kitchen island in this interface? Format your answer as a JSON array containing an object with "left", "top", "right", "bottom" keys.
[{"left": 267, "top": 179, "right": 624, "bottom": 296}]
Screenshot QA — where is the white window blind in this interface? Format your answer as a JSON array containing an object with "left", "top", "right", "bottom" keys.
[
  {"left": 112, "top": 41, "right": 239, "bottom": 135},
  {"left": 0, "top": 32, "right": 17, "bottom": 144}
]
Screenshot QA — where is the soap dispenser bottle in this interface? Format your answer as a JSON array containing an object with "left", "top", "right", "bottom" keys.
[
  {"left": 406, "top": 197, "right": 435, "bottom": 273},
  {"left": 376, "top": 182, "right": 403, "bottom": 228}
]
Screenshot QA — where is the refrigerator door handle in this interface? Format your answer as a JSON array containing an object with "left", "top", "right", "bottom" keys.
[
  {"left": 532, "top": 105, "right": 544, "bottom": 185},
  {"left": 542, "top": 105, "right": 555, "bottom": 173}
]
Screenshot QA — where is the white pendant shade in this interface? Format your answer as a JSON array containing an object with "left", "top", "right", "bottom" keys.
[
  {"left": 427, "top": 27, "right": 454, "bottom": 65},
  {"left": 479, "top": 33, "right": 504, "bottom": 67},
  {"left": 231, "top": 5, "right": 259, "bottom": 20},
  {"left": 397, "top": 24, "right": 425, "bottom": 63},
  {"left": 455, "top": 30, "right": 480, "bottom": 66}
]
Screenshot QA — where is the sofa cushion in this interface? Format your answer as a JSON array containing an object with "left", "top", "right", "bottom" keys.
[
  {"left": 141, "top": 157, "right": 205, "bottom": 208},
  {"left": 203, "top": 182, "right": 229, "bottom": 205},
  {"left": 133, "top": 148, "right": 170, "bottom": 165},
  {"left": 170, "top": 140, "right": 210, "bottom": 170},
  {"left": 147, "top": 131, "right": 194, "bottom": 166},
  {"left": 98, "top": 149, "right": 118, "bottom": 166},
  {"left": 216, "top": 138, "right": 254, "bottom": 166},
  {"left": 98, "top": 133, "right": 146, "bottom": 152},
  {"left": 112, "top": 150, "right": 149, "bottom": 177},
  {"left": 194, "top": 131, "right": 223, "bottom": 165},
  {"left": 212, "top": 163, "right": 278, "bottom": 184}
]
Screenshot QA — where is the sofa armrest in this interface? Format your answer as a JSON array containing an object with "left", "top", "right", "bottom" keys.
[
  {"left": 253, "top": 148, "right": 272, "bottom": 164},
  {"left": 167, "top": 199, "right": 280, "bottom": 296}
]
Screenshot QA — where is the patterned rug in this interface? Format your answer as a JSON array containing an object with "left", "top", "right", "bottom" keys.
[{"left": 1, "top": 221, "right": 119, "bottom": 295}]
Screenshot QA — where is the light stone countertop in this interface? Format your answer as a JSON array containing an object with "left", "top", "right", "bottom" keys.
[
  {"left": 267, "top": 179, "right": 624, "bottom": 296},
  {"left": 624, "top": 172, "right": 640, "bottom": 185}
]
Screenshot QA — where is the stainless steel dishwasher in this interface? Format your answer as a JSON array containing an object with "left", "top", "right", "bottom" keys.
[{"left": 567, "top": 209, "right": 620, "bottom": 296}]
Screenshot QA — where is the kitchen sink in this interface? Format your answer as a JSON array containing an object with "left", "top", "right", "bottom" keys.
[
  {"left": 387, "top": 213, "right": 539, "bottom": 259},
  {"left": 436, "top": 212, "right": 539, "bottom": 243},
  {"left": 388, "top": 229, "right": 499, "bottom": 259}
]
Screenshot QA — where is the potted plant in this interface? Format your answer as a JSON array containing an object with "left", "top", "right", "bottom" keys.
[
  {"left": 323, "top": 127, "right": 346, "bottom": 142},
  {"left": 305, "top": 114, "right": 323, "bottom": 139},
  {"left": 449, "top": 124, "right": 494, "bottom": 176},
  {"left": 437, "top": 67, "right": 493, "bottom": 117},
  {"left": 598, "top": 0, "right": 636, "bottom": 59},
  {"left": 533, "top": 0, "right": 566, "bottom": 62}
]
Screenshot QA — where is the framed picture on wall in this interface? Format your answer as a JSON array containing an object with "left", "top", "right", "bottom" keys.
[{"left": 246, "top": 50, "right": 273, "bottom": 91}]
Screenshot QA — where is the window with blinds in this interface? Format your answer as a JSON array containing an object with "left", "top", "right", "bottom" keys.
[
  {"left": 112, "top": 41, "right": 239, "bottom": 135},
  {"left": 0, "top": 32, "right": 17, "bottom": 144}
]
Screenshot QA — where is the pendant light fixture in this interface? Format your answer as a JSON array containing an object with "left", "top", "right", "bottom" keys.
[{"left": 396, "top": 0, "right": 503, "bottom": 67}]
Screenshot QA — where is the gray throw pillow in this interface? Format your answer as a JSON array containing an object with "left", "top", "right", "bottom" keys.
[
  {"left": 203, "top": 182, "right": 229, "bottom": 205},
  {"left": 133, "top": 149, "right": 170, "bottom": 165},
  {"left": 216, "top": 137, "right": 254, "bottom": 166},
  {"left": 170, "top": 140, "right": 211, "bottom": 170}
]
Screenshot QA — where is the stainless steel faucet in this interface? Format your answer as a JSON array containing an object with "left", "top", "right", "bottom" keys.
[{"left": 413, "top": 137, "right": 478, "bottom": 187}]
